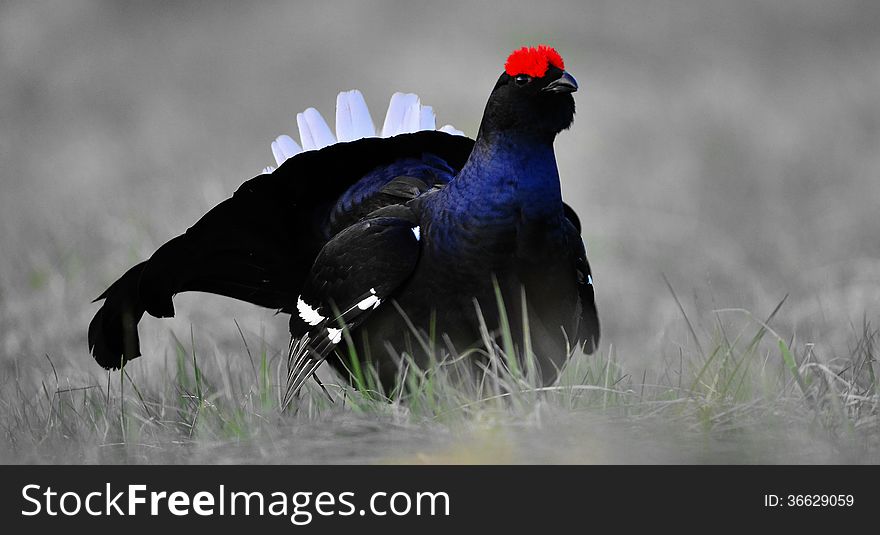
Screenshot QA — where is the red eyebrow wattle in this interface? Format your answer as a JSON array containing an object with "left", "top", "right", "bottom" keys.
[{"left": 504, "top": 45, "right": 565, "bottom": 78}]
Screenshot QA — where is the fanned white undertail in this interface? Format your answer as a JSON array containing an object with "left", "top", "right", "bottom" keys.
[
  {"left": 297, "top": 108, "right": 336, "bottom": 151},
  {"left": 264, "top": 89, "right": 465, "bottom": 172},
  {"left": 382, "top": 92, "right": 419, "bottom": 137},
  {"left": 335, "top": 90, "right": 375, "bottom": 142}
]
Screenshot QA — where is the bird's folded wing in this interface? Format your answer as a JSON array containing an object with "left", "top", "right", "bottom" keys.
[
  {"left": 285, "top": 206, "right": 422, "bottom": 402},
  {"left": 567, "top": 220, "right": 600, "bottom": 353}
]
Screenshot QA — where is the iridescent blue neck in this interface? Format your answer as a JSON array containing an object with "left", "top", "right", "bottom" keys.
[{"left": 445, "top": 130, "right": 563, "bottom": 222}]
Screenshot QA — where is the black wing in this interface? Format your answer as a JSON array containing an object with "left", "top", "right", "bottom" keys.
[
  {"left": 89, "top": 131, "right": 472, "bottom": 369},
  {"left": 284, "top": 205, "right": 422, "bottom": 403},
  {"left": 515, "top": 210, "right": 599, "bottom": 375},
  {"left": 568, "top": 218, "right": 600, "bottom": 353}
]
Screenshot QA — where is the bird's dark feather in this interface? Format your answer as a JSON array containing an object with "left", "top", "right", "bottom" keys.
[{"left": 286, "top": 208, "right": 422, "bottom": 398}]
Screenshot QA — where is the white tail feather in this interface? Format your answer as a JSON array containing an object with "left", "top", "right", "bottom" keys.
[
  {"left": 335, "top": 92, "right": 354, "bottom": 143},
  {"left": 419, "top": 106, "right": 436, "bottom": 131},
  {"left": 439, "top": 124, "right": 465, "bottom": 136},
  {"left": 305, "top": 108, "right": 336, "bottom": 148},
  {"left": 271, "top": 140, "right": 285, "bottom": 166},
  {"left": 382, "top": 92, "right": 418, "bottom": 137},
  {"left": 296, "top": 112, "right": 316, "bottom": 151},
  {"left": 336, "top": 90, "right": 375, "bottom": 142},
  {"left": 277, "top": 134, "right": 302, "bottom": 159},
  {"left": 272, "top": 134, "right": 302, "bottom": 165},
  {"left": 297, "top": 108, "right": 336, "bottom": 151},
  {"left": 402, "top": 98, "right": 422, "bottom": 134}
]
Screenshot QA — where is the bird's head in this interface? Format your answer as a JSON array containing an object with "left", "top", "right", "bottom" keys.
[{"left": 479, "top": 45, "right": 577, "bottom": 140}]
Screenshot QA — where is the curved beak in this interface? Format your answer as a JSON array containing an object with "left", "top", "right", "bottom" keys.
[{"left": 542, "top": 71, "right": 578, "bottom": 94}]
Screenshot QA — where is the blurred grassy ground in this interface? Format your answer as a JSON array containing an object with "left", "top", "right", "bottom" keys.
[{"left": 1, "top": 0, "right": 879, "bottom": 463}]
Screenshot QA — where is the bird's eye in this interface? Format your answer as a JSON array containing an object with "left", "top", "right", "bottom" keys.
[{"left": 514, "top": 74, "right": 531, "bottom": 86}]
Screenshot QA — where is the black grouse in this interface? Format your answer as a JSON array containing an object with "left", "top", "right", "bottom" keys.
[{"left": 88, "top": 45, "right": 599, "bottom": 394}]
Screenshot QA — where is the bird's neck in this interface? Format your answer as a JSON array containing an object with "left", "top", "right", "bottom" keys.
[{"left": 447, "top": 130, "right": 563, "bottom": 221}]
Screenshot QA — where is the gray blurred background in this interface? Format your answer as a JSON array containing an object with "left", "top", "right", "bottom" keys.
[{"left": 1, "top": 0, "right": 879, "bottom": 374}]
